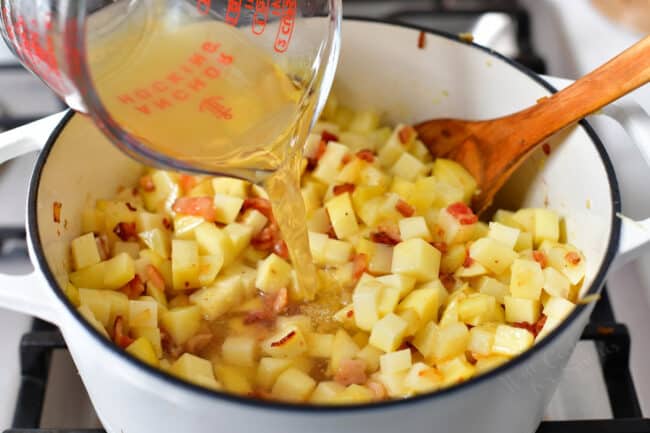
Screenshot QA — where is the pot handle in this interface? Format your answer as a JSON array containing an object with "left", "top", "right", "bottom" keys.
[
  {"left": 0, "top": 112, "right": 68, "bottom": 325},
  {"left": 0, "top": 111, "right": 67, "bottom": 163},
  {"left": 599, "top": 100, "right": 650, "bottom": 268}
]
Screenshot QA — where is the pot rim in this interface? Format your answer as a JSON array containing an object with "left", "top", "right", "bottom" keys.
[{"left": 28, "top": 17, "right": 622, "bottom": 413}]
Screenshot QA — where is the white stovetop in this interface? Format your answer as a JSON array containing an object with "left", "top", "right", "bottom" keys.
[{"left": 1, "top": 0, "right": 650, "bottom": 429}]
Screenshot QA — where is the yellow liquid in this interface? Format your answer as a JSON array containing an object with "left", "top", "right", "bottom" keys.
[{"left": 87, "top": 5, "right": 317, "bottom": 296}]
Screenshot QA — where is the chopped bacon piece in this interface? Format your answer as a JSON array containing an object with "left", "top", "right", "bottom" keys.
[
  {"left": 466, "top": 351, "right": 478, "bottom": 365},
  {"left": 532, "top": 251, "right": 548, "bottom": 268},
  {"left": 395, "top": 199, "right": 415, "bottom": 217},
  {"left": 119, "top": 275, "right": 146, "bottom": 299},
  {"left": 273, "top": 240, "right": 289, "bottom": 260},
  {"left": 321, "top": 130, "right": 339, "bottom": 143},
  {"left": 440, "top": 273, "right": 456, "bottom": 291},
  {"left": 417, "top": 31, "right": 426, "bottom": 49},
  {"left": 346, "top": 309, "right": 354, "bottom": 318},
  {"left": 307, "top": 140, "right": 328, "bottom": 171},
  {"left": 113, "top": 222, "right": 137, "bottom": 241},
  {"left": 139, "top": 175, "right": 155, "bottom": 192},
  {"left": 341, "top": 154, "right": 353, "bottom": 165},
  {"left": 172, "top": 196, "right": 216, "bottom": 222},
  {"left": 356, "top": 149, "right": 375, "bottom": 163},
  {"left": 432, "top": 241, "right": 448, "bottom": 254},
  {"left": 270, "top": 330, "right": 296, "bottom": 347},
  {"left": 565, "top": 251, "right": 581, "bottom": 265},
  {"left": 243, "top": 310, "right": 275, "bottom": 326},
  {"left": 334, "top": 359, "right": 367, "bottom": 386},
  {"left": 271, "top": 288, "right": 289, "bottom": 314},
  {"left": 333, "top": 183, "right": 356, "bottom": 196},
  {"left": 367, "top": 380, "right": 387, "bottom": 400},
  {"left": 185, "top": 333, "right": 213, "bottom": 354},
  {"left": 251, "top": 222, "right": 281, "bottom": 253},
  {"left": 542, "top": 143, "right": 551, "bottom": 156},
  {"left": 125, "top": 202, "right": 137, "bottom": 212},
  {"left": 398, "top": 125, "right": 416, "bottom": 144},
  {"left": 352, "top": 253, "right": 369, "bottom": 281},
  {"left": 242, "top": 197, "right": 275, "bottom": 223},
  {"left": 463, "top": 253, "right": 474, "bottom": 268},
  {"left": 113, "top": 316, "right": 134, "bottom": 349},
  {"left": 162, "top": 218, "right": 172, "bottom": 230},
  {"left": 146, "top": 264, "right": 166, "bottom": 291},
  {"left": 447, "top": 202, "right": 478, "bottom": 225},
  {"left": 53, "top": 201, "right": 62, "bottom": 223},
  {"left": 370, "top": 226, "right": 401, "bottom": 245},
  {"left": 512, "top": 314, "right": 547, "bottom": 337},
  {"left": 179, "top": 174, "right": 197, "bottom": 194}
]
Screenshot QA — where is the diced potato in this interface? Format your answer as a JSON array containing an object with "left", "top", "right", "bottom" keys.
[
  {"left": 405, "top": 362, "right": 441, "bottom": 394},
  {"left": 194, "top": 222, "right": 236, "bottom": 267},
  {"left": 174, "top": 215, "right": 204, "bottom": 240},
  {"left": 171, "top": 240, "right": 200, "bottom": 290},
  {"left": 515, "top": 232, "right": 533, "bottom": 252},
  {"left": 70, "top": 262, "right": 106, "bottom": 290},
  {"left": 543, "top": 267, "right": 571, "bottom": 299},
  {"left": 313, "top": 141, "right": 348, "bottom": 184},
  {"left": 271, "top": 367, "right": 317, "bottom": 402},
  {"left": 131, "top": 326, "right": 163, "bottom": 358},
  {"left": 488, "top": 222, "right": 520, "bottom": 249},
  {"left": 454, "top": 261, "right": 488, "bottom": 278},
  {"left": 348, "top": 109, "right": 381, "bottom": 133},
  {"left": 139, "top": 228, "right": 171, "bottom": 259},
  {"left": 240, "top": 209, "right": 268, "bottom": 236},
  {"left": 399, "top": 217, "right": 432, "bottom": 242},
  {"left": 535, "top": 315, "right": 564, "bottom": 342},
  {"left": 475, "top": 355, "right": 510, "bottom": 374},
  {"left": 308, "top": 231, "right": 329, "bottom": 265},
  {"left": 333, "top": 304, "right": 356, "bottom": 329},
  {"left": 70, "top": 233, "right": 101, "bottom": 271},
  {"left": 510, "top": 259, "right": 544, "bottom": 300},
  {"left": 81, "top": 208, "right": 105, "bottom": 234},
  {"left": 276, "top": 315, "right": 313, "bottom": 335},
  {"left": 197, "top": 255, "right": 224, "bottom": 287},
  {"left": 222, "top": 336, "right": 258, "bottom": 367},
  {"left": 307, "top": 333, "right": 335, "bottom": 358},
  {"left": 431, "top": 322, "right": 469, "bottom": 362},
  {"left": 492, "top": 324, "right": 534, "bottom": 356},
  {"left": 213, "top": 193, "right": 244, "bottom": 224},
  {"left": 335, "top": 384, "right": 375, "bottom": 404},
  {"left": 411, "top": 177, "right": 437, "bottom": 213},
  {"left": 440, "top": 244, "right": 467, "bottom": 274},
  {"left": 410, "top": 140, "right": 433, "bottom": 163},
  {"left": 378, "top": 286, "right": 401, "bottom": 316},
  {"left": 458, "top": 293, "right": 499, "bottom": 326},
  {"left": 369, "top": 242, "right": 393, "bottom": 275},
  {"left": 336, "top": 158, "right": 365, "bottom": 184},
  {"left": 476, "top": 276, "right": 509, "bottom": 303},
  {"left": 79, "top": 288, "right": 111, "bottom": 326},
  {"left": 469, "top": 238, "right": 517, "bottom": 275},
  {"left": 213, "top": 364, "right": 253, "bottom": 395},
  {"left": 467, "top": 326, "right": 495, "bottom": 356},
  {"left": 391, "top": 153, "right": 427, "bottom": 181},
  {"left": 375, "top": 371, "right": 408, "bottom": 398},
  {"left": 262, "top": 325, "right": 308, "bottom": 358},
  {"left": 376, "top": 274, "right": 416, "bottom": 298},
  {"left": 113, "top": 241, "right": 140, "bottom": 260},
  {"left": 391, "top": 177, "right": 416, "bottom": 201},
  {"left": 212, "top": 177, "right": 249, "bottom": 198},
  {"left": 391, "top": 238, "right": 441, "bottom": 282},
  {"left": 543, "top": 296, "right": 575, "bottom": 320},
  {"left": 63, "top": 283, "right": 80, "bottom": 307},
  {"left": 129, "top": 298, "right": 158, "bottom": 328},
  {"left": 78, "top": 305, "right": 109, "bottom": 338},
  {"left": 256, "top": 253, "right": 292, "bottom": 294},
  {"left": 369, "top": 313, "right": 408, "bottom": 352},
  {"left": 437, "top": 207, "right": 477, "bottom": 244},
  {"left": 170, "top": 353, "right": 220, "bottom": 390},
  {"left": 352, "top": 280, "right": 383, "bottom": 331},
  {"left": 513, "top": 209, "right": 535, "bottom": 233},
  {"left": 504, "top": 296, "right": 540, "bottom": 324},
  {"left": 135, "top": 211, "right": 166, "bottom": 233},
  {"left": 398, "top": 309, "right": 420, "bottom": 336},
  {"left": 126, "top": 337, "right": 159, "bottom": 367},
  {"left": 189, "top": 274, "right": 245, "bottom": 320},
  {"left": 224, "top": 223, "right": 253, "bottom": 258},
  {"left": 257, "top": 357, "right": 293, "bottom": 390},
  {"left": 325, "top": 193, "right": 359, "bottom": 240},
  {"left": 534, "top": 209, "right": 560, "bottom": 246},
  {"left": 160, "top": 305, "right": 201, "bottom": 346},
  {"left": 380, "top": 349, "right": 412, "bottom": 374},
  {"left": 142, "top": 170, "right": 178, "bottom": 213},
  {"left": 355, "top": 344, "right": 383, "bottom": 372},
  {"left": 330, "top": 329, "right": 360, "bottom": 372},
  {"left": 397, "top": 287, "right": 440, "bottom": 326},
  {"left": 310, "top": 381, "right": 346, "bottom": 404},
  {"left": 323, "top": 238, "right": 353, "bottom": 266},
  {"left": 493, "top": 210, "right": 521, "bottom": 229},
  {"left": 432, "top": 159, "right": 477, "bottom": 203},
  {"left": 378, "top": 125, "right": 410, "bottom": 167},
  {"left": 439, "top": 355, "right": 475, "bottom": 387},
  {"left": 103, "top": 253, "right": 136, "bottom": 291},
  {"left": 546, "top": 243, "right": 586, "bottom": 285}
]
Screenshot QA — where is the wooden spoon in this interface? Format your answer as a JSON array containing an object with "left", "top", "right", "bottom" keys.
[{"left": 415, "top": 35, "right": 650, "bottom": 214}]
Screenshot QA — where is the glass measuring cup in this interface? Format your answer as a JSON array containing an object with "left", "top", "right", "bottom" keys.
[{"left": 0, "top": 0, "right": 341, "bottom": 180}]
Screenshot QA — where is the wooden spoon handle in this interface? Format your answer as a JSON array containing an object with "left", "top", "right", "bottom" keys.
[{"left": 506, "top": 35, "right": 650, "bottom": 147}]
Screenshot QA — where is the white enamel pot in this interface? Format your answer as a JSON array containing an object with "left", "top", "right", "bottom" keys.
[{"left": 1, "top": 19, "right": 650, "bottom": 433}]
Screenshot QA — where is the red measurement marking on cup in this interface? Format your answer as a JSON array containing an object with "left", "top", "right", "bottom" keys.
[
  {"left": 196, "top": 0, "right": 211, "bottom": 15},
  {"left": 252, "top": 0, "right": 269, "bottom": 35},
  {"left": 225, "top": 0, "right": 242, "bottom": 26},
  {"left": 273, "top": 0, "right": 296, "bottom": 53},
  {"left": 199, "top": 96, "right": 233, "bottom": 120}
]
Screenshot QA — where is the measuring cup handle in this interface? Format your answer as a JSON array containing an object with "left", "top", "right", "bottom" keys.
[{"left": 0, "top": 111, "right": 67, "bottom": 164}]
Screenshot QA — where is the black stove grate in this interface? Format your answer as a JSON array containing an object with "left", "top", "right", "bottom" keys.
[{"left": 4, "top": 289, "right": 649, "bottom": 433}]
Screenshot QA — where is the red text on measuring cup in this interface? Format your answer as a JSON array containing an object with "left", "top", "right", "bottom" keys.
[{"left": 273, "top": 0, "right": 296, "bottom": 53}]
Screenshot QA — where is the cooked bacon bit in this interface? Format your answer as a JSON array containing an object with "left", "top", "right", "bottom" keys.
[
  {"left": 447, "top": 202, "right": 479, "bottom": 225},
  {"left": 370, "top": 226, "right": 401, "bottom": 245},
  {"left": 432, "top": 242, "right": 448, "bottom": 254},
  {"left": 367, "top": 380, "right": 387, "bottom": 400},
  {"left": 512, "top": 314, "right": 547, "bottom": 337},
  {"left": 273, "top": 240, "right": 289, "bottom": 260},
  {"left": 131, "top": 187, "right": 139, "bottom": 197},
  {"left": 270, "top": 330, "right": 296, "bottom": 347},
  {"left": 52, "top": 201, "right": 62, "bottom": 223},
  {"left": 185, "top": 333, "right": 213, "bottom": 354},
  {"left": 417, "top": 30, "right": 426, "bottom": 49},
  {"left": 244, "top": 309, "right": 275, "bottom": 326},
  {"left": 566, "top": 251, "right": 581, "bottom": 265},
  {"left": 398, "top": 125, "right": 416, "bottom": 144},
  {"left": 542, "top": 142, "right": 551, "bottom": 156},
  {"left": 179, "top": 174, "right": 197, "bottom": 194},
  {"left": 533, "top": 251, "right": 548, "bottom": 268},
  {"left": 341, "top": 153, "right": 353, "bottom": 165},
  {"left": 333, "top": 183, "right": 356, "bottom": 196},
  {"left": 113, "top": 316, "right": 134, "bottom": 349},
  {"left": 242, "top": 197, "right": 275, "bottom": 223},
  {"left": 321, "top": 130, "right": 339, "bottom": 143},
  {"left": 440, "top": 273, "right": 456, "bottom": 291},
  {"left": 247, "top": 389, "right": 273, "bottom": 400},
  {"left": 463, "top": 253, "right": 474, "bottom": 268},
  {"left": 125, "top": 202, "right": 137, "bottom": 212},
  {"left": 534, "top": 315, "right": 547, "bottom": 336},
  {"left": 356, "top": 149, "right": 375, "bottom": 163},
  {"left": 95, "top": 235, "right": 110, "bottom": 261},
  {"left": 162, "top": 218, "right": 172, "bottom": 230},
  {"left": 326, "top": 225, "right": 337, "bottom": 239},
  {"left": 113, "top": 222, "right": 137, "bottom": 241},
  {"left": 172, "top": 196, "right": 216, "bottom": 222},
  {"left": 251, "top": 225, "right": 279, "bottom": 252},
  {"left": 352, "top": 253, "right": 369, "bottom": 281},
  {"left": 272, "top": 288, "right": 289, "bottom": 314},
  {"left": 395, "top": 199, "right": 415, "bottom": 217},
  {"left": 307, "top": 140, "right": 328, "bottom": 171},
  {"left": 139, "top": 175, "right": 155, "bottom": 192},
  {"left": 119, "top": 275, "right": 146, "bottom": 299},
  {"left": 346, "top": 309, "right": 354, "bottom": 318},
  {"left": 335, "top": 359, "right": 367, "bottom": 386},
  {"left": 466, "top": 351, "right": 478, "bottom": 365},
  {"left": 146, "top": 264, "right": 166, "bottom": 291}
]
